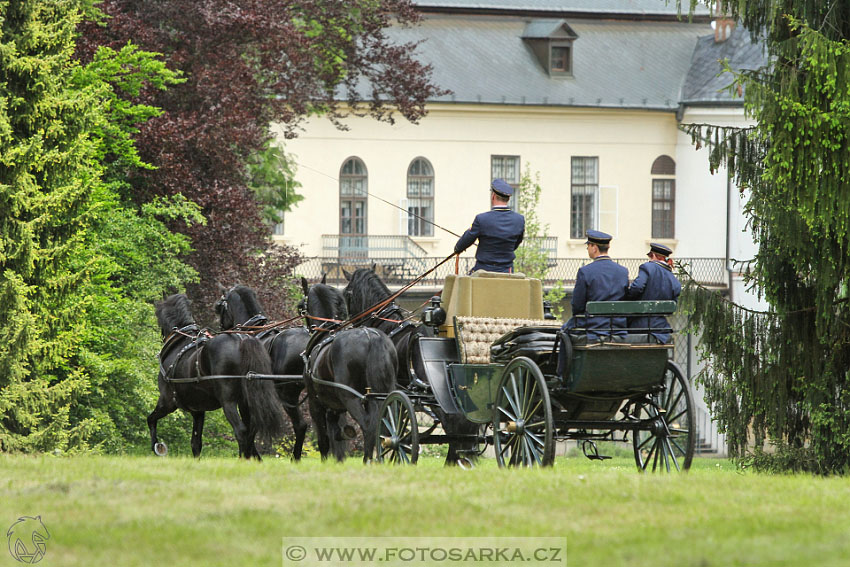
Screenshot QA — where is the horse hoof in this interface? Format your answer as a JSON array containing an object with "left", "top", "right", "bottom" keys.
[
  {"left": 457, "top": 457, "right": 475, "bottom": 470},
  {"left": 341, "top": 425, "right": 357, "bottom": 440},
  {"left": 154, "top": 442, "right": 168, "bottom": 457}
]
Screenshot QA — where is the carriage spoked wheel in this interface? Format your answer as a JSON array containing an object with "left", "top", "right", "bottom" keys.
[
  {"left": 633, "top": 361, "right": 695, "bottom": 472},
  {"left": 374, "top": 391, "right": 419, "bottom": 465},
  {"left": 493, "top": 357, "right": 555, "bottom": 468}
]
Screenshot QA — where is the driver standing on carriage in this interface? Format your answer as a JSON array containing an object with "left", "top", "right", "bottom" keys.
[
  {"left": 626, "top": 243, "right": 681, "bottom": 343},
  {"left": 453, "top": 179, "right": 525, "bottom": 273}
]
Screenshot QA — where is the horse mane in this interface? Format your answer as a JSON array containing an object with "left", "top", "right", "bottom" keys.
[
  {"left": 309, "top": 284, "right": 349, "bottom": 321},
  {"left": 232, "top": 285, "right": 264, "bottom": 316},
  {"left": 346, "top": 268, "right": 391, "bottom": 314},
  {"left": 155, "top": 294, "right": 195, "bottom": 333}
]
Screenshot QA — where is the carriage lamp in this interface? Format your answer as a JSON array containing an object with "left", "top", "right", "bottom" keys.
[
  {"left": 543, "top": 300, "right": 556, "bottom": 320},
  {"left": 421, "top": 295, "right": 446, "bottom": 327}
]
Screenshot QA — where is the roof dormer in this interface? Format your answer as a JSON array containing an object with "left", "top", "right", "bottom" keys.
[{"left": 522, "top": 19, "right": 579, "bottom": 78}]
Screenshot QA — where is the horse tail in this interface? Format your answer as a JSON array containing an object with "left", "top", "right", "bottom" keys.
[
  {"left": 240, "top": 337, "right": 286, "bottom": 443},
  {"left": 367, "top": 328, "right": 398, "bottom": 393}
]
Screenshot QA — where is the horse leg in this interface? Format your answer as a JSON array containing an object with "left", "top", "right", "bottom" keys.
[
  {"left": 147, "top": 394, "right": 177, "bottom": 456},
  {"left": 190, "top": 411, "right": 206, "bottom": 458},
  {"left": 221, "top": 400, "right": 253, "bottom": 460},
  {"left": 326, "top": 411, "right": 348, "bottom": 462},
  {"left": 308, "top": 395, "right": 331, "bottom": 461},
  {"left": 443, "top": 414, "right": 480, "bottom": 467},
  {"left": 238, "top": 399, "right": 261, "bottom": 459},
  {"left": 283, "top": 386, "right": 308, "bottom": 461},
  {"left": 342, "top": 398, "right": 374, "bottom": 464}
]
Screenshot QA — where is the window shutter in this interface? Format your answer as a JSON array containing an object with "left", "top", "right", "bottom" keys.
[
  {"left": 598, "top": 185, "right": 618, "bottom": 237},
  {"left": 398, "top": 198, "right": 409, "bottom": 235}
]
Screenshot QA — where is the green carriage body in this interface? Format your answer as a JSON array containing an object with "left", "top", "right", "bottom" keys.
[
  {"left": 383, "top": 274, "right": 694, "bottom": 472},
  {"left": 444, "top": 300, "right": 677, "bottom": 421}
]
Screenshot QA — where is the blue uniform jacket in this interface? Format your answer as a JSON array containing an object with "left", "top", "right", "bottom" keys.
[
  {"left": 626, "top": 260, "right": 681, "bottom": 343},
  {"left": 454, "top": 206, "right": 525, "bottom": 273},
  {"left": 563, "top": 256, "right": 629, "bottom": 340}
]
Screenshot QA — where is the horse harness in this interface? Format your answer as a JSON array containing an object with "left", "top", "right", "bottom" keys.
[
  {"left": 300, "top": 328, "right": 388, "bottom": 401},
  {"left": 159, "top": 324, "right": 256, "bottom": 383},
  {"left": 158, "top": 324, "right": 211, "bottom": 382}
]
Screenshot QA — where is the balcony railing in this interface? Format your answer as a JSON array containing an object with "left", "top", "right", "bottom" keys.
[
  {"left": 320, "top": 234, "right": 429, "bottom": 281},
  {"left": 296, "top": 256, "right": 728, "bottom": 289}
]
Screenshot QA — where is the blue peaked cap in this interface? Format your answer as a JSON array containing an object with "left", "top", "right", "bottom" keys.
[
  {"left": 585, "top": 230, "right": 612, "bottom": 245},
  {"left": 649, "top": 242, "right": 673, "bottom": 256},
  {"left": 491, "top": 178, "right": 514, "bottom": 197}
]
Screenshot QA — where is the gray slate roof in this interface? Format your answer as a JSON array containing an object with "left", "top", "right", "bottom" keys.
[
  {"left": 680, "top": 26, "right": 769, "bottom": 105},
  {"left": 387, "top": 14, "right": 711, "bottom": 110},
  {"left": 413, "top": 0, "right": 712, "bottom": 17}
]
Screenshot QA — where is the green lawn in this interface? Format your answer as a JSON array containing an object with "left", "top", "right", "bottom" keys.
[{"left": 1, "top": 453, "right": 848, "bottom": 566}]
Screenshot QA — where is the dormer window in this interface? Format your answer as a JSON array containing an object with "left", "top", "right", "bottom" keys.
[
  {"left": 550, "top": 45, "right": 571, "bottom": 73},
  {"left": 522, "top": 19, "right": 578, "bottom": 78}
]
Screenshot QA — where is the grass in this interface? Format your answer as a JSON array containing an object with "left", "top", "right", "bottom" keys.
[{"left": 1, "top": 453, "right": 849, "bottom": 566}]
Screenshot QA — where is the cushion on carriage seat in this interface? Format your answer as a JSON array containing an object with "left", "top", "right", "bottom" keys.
[
  {"left": 440, "top": 274, "right": 544, "bottom": 338},
  {"left": 490, "top": 328, "right": 559, "bottom": 364},
  {"left": 455, "top": 316, "right": 559, "bottom": 364},
  {"left": 623, "top": 333, "right": 655, "bottom": 344},
  {"left": 470, "top": 270, "right": 527, "bottom": 279},
  {"left": 568, "top": 334, "right": 625, "bottom": 346}
]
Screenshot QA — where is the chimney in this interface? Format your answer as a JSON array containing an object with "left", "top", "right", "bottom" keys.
[
  {"left": 712, "top": 1, "right": 735, "bottom": 43},
  {"left": 713, "top": 17, "right": 735, "bottom": 43}
]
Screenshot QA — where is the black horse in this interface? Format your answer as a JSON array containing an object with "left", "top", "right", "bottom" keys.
[
  {"left": 214, "top": 284, "right": 310, "bottom": 460},
  {"left": 342, "top": 266, "right": 480, "bottom": 466},
  {"left": 150, "top": 294, "right": 286, "bottom": 459},
  {"left": 301, "top": 281, "right": 398, "bottom": 462}
]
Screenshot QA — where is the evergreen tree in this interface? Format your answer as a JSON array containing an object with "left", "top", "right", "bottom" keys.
[
  {"left": 680, "top": 1, "right": 850, "bottom": 472},
  {"left": 1, "top": 2, "right": 197, "bottom": 452},
  {"left": 0, "top": 0, "right": 104, "bottom": 450}
]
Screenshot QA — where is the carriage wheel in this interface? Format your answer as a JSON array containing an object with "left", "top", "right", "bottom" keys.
[
  {"left": 633, "top": 361, "right": 695, "bottom": 472},
  {"left": 374, "top": 391, "right": 419, "bottom": 465},
  {"left": 493, "top": 357, "right": 555, "bottom": 468}
]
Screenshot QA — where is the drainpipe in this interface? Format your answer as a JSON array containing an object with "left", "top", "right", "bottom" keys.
[{"left": 726, "top": 174, "right": 734, "bottom": 301}]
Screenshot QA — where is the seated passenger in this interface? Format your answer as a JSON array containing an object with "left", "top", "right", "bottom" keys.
[
  {"left": 555, "top": 231, "right": 627, "bottom": 375},
  {"left": 626, "top": 243, "right": 681, "bottom": 344}
]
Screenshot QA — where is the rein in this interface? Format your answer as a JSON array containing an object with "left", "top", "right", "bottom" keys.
[
  {"left": 336, "top": 252, "right": 458, "bottom": 332},
  {"left": 221, "top": 314, "right": 304, "bottom": 334}
]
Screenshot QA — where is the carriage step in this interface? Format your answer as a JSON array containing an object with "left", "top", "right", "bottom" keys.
[{"left": 581, "top": 441, "right": 612, "bottom": 461}]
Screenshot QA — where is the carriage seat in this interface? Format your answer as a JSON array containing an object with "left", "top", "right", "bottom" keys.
[
  {"left": 566, "top": 300, "right": 677, "bottom": 345},
  {"left": 439, "top": 272, "right": 544, "bottom": 338},
  {"left": 454, "top": 316, "right": 559, "bottom": 364}
]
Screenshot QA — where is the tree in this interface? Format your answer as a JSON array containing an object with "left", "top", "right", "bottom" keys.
[
  {"left": 514, "top": 166, "right": 549, "bottom": 280},
  {"left": 680, "top": 1, "right": 850, "bottom": 472},
  {"left": 77, "top": 1, "right": 448, "bottom": 319},
  {"left": 513, "top": 164, "right": 567, "bottom": 320},
  {"left": 1, "top": 0, "right": 207, "bottom": 451},
  {"left": 0, "top": 1, "right": 107, "bottom": 450}
]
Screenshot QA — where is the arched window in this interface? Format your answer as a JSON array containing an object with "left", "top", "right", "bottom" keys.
[
  {"left": 406, "top": 158, "right": 434, "bottom": 237},
  {"left": 339, "top": 157, "right": 367, "bottom": 257},
  {"left": 651, "top": 155, "right": 675, "bottom": 239}
]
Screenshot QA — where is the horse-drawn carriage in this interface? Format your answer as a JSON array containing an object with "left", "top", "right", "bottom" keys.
[
  {"left": 155, "top": 267, "right": 694, "bottom": 473},
  {"left": 368, "top": 270, "right": 695, "bottom": 472}
]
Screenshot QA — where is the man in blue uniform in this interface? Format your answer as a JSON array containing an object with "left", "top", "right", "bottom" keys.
[
  {"left": 626, "top": 242, "right": 681, "bottom": 343},
  {"left": 563, "top": 230, "right": 629, "bottom": 341},
  {"left": 454, "top": 179, "right": 525, "bottom": 273}
]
